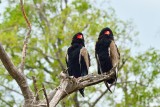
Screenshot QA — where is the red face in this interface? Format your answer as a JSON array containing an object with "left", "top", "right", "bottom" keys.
[
  {"left": 104, "top": 31, "right": 110, "bottom": 35},
  {"left": 76, "top": 34, "right": 83, "bottom": 39}
]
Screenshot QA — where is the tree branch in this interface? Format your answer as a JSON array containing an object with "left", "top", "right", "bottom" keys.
[
  {"left": 20, "top": 0, "right": 32, "bottom": 72},
  {"left": 0, "top": 83, "right": 22, "bottom": 95},
  {"left": 0, "top": 43, "right": 34, "bottom": 103},
  {"left": 42, "top": 83, "right": 49, "bottom": 107},
  {"left": 91, "top": 89, "right": 110, "bottom": 107},
  {"left": 0, "top": 97, "right": 12, "bottom": 107},
  {"left": 49, "top": 70, "right": 115, "bottom": 107},
  {"left": 32, "top": 76, "right": 39, "bottom": 101}
]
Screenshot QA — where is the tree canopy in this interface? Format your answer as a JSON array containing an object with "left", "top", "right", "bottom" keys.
[{"left": 0, "top": 0, "right": 160, "bottom": 107}]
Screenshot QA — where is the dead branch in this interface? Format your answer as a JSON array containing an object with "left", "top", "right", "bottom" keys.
[
  {"left": 32, "top": 76, "right": 39, "bottom": 101},
  {"left": 0, "top": 83, "right": 22, "bottom": 95},
  {"left": 20, "top": 0, "right": 32, "bottom": 72},
  {"left": 0, "top": 43, "right": 34, "bottom": 103},
  {"left": 91, "top": 88, "right": 111, "bottom": 107},
  {"left": 0, "top": 97, "right": 12, "bottom": 107},
  {"left": 42, "top": 83, "right": 49, "bottom": 107},
  {"left": 49, "top": 70, "right": 115, "bottom": 107}
]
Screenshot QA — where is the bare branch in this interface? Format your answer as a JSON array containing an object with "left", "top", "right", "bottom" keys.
[
  {"left": 91, "top": 89, "right": 110, "bottom": 107},
  {"left": 0, "top": 43, "right": 33, "bottom": 102},
  {"left": 0, "top": 83, "right": 22, "bottom": 95},
  {"left": 49, "top": 70, "right": 115, "bottom": 107},
  {"left": 119, "top": 57, "right": 129, "bottom": 70},
  {"left": 42, "top": 83, "right": 49, "bottom": 107},
  {"left": 20, "top": 0, "right": 32, "bottom": 72},
  {"left": 44, "top": 88, "right": 58, "bottom": 103},
  {"left": 32, "top": 76, "right": 39, "bottom": 101},
  {"left": 0, "top": 97, "right": 12, "bottom": 107}
]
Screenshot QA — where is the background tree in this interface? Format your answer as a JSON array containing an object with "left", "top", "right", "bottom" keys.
[{"left": 0, "top": 0, "right": 160, "bottom": 107}]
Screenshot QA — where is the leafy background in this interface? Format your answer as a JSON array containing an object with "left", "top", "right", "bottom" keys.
[{"left": 0, "top": 0, "right": 160, "bottom": 107}]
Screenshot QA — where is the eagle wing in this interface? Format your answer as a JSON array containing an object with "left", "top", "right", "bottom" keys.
[
  {"left": 109, "top": 41, "right": 120, "bottom": 68},
  {"left": 79, "top": 47, "right": 90, "bottom": 70}
]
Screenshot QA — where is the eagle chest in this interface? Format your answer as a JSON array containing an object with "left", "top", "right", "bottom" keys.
[
  {"left": 96, "top": 39, "right": 113, "bottom": 71},
  {"left": 96, "top": 39, "right": 112, "bottom": 58}
]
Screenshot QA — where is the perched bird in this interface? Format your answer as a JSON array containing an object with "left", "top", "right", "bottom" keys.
[
  {"left": 66, "top": 32, "right": 90, "bottom": 97},
  {"left": 95, "top": 27, "right": 120, "bottom": 92}
]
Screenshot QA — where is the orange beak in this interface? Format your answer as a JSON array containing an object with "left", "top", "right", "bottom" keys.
[
  {"left": 104, "top": 31, "right": 110, "bottom": 35},
  {"left": 77, "top": 34, "right": 83, "bottom": 39}
]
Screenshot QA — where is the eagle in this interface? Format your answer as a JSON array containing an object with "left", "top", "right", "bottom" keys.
[
  {"left": 66, "top": 32, "right": 90, "bottom": 97},
  {"left": 95, "top": 27, "right": 120, "bottom": 92}
]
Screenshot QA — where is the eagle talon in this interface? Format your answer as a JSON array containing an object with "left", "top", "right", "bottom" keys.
[{"left": 70, "top": 76, "right": 74, "bottom": 79}]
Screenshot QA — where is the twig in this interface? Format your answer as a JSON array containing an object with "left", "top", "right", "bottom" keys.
[
  {"left": 42, "top": 83, "right": 49, "bottom": 107},
  {"left": 20, "top": 0, "right": 32, "bottom": 72},
  {"left": 32, "top": 76, "right": 39, "bottom": 101},
  {"left": 91, "top": 85, "right": 113, "bottom": 107},
  {"left": 119, "top": 57, "right": 129, "bottom": 70},
  {"left": 0, "top": 83, "right": 22, "bottom": 95},
  {"left": 52, "top": 44, "right": 65, "bottom": 71},
  {"left": 0, "top": 97, "right": 12, "bottom": 107}
]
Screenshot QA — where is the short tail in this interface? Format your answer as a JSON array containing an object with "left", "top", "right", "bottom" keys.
[
  {"left": 107, "top": 71, "right": 117, "bottom": 84},
  {"left": 105, "top": 69, "right": 117, "bottom": 93},
  {"left": 104, "top": 81, "right": 112, "bottom": 93},
  {"left": 79, "top": 88, "right": 84, "bottom": 97}
]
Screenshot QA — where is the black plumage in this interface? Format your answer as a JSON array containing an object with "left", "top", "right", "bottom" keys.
[
  {"left": 66, "top": 32, "right": 90, "bottom": 97},
  {"left": 95, "top": 27, "right": 120, "bottom": 92}
]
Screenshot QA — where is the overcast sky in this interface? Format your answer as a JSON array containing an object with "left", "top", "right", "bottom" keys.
[
  {"left": 1, "top": 0, "right": 160, "bottom": 52},
  {"left": 111, "top": 0, "right": 160, "bottom": 52}
]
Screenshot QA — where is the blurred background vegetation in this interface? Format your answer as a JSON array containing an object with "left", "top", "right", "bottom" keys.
[{"left": 0, "top": 0, "right": 160, "bottom": 107}]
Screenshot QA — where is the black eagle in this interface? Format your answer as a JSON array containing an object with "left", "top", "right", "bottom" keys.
[
  {"left": 66, "top": 32, "right": 90, "bottom": 97},
  {"left": 95, "top": 27, "right": 120, "bottom": 92}
]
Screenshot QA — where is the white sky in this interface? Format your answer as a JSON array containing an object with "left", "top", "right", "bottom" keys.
[
  {"left": 111, "top": 0, "right": 160, "bottom": 52},
  {"left": 1, "top": 0, "right": 160, "bottom": 53}
]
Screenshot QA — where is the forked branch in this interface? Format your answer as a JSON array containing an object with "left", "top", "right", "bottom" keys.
[
  {"left": 49, "top": 70, "right": 115, "bottom": 107},
  {"left": 0, "top": 43, "right": 33, "bottom": 102}
]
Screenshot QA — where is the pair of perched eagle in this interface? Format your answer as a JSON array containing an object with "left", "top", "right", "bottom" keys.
[{"left": 65, "top": 27, "right": 120, "bottom": 97}]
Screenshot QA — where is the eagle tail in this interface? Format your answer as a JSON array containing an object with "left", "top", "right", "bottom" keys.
[
  {"left": 79, "top": 88, "right": 84, "bottom": 97},
  {"left": 104, "top": 81, "right": 112, "bottom": 93}
]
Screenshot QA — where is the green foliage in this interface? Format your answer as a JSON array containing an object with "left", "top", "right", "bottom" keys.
[{"left": 0, "top": 0, "right": 160, "bottom": 107}]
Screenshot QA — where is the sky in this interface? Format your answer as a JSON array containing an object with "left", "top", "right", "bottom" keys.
[
  {"left": 110, "top": 0, "right": 160, "bottom": 52},
  {"left": 1, "top": 0, "right": 160, "bottom": 53}
]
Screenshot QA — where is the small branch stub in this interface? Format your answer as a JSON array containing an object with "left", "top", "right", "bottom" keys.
[{"left": 42, "top": 83, "right": 49, "bottom": 107}]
